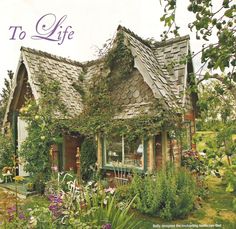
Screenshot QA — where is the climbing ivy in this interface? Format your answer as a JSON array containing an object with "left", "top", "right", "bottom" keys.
[
  {"left": 105, "top": 32, "right": 134, "bottom": 88},
  {"left": 19, "top": 75, "right": 67, "bottom": 191},
  {"left": 80, "top": 137, "right": 97, "bottom": 181},
  {"left": 67, "top": 30, "right": 181, "bottom": 141}
]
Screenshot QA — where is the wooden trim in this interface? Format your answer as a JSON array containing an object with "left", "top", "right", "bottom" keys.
[
  {"left": 12, "top": 111, "right": 18, "bottom": 154},
  {"left": 161, "top": 131, "right": 167, "bottom": 168},
  {"left": 62, "top": 136, "right": 66, "bottom": 170},
  {"left": 101, "top": 135, "right": 147, "bottom": 172},
  {"left": 184, "top": 111, "right": 195, "bottom": 121},
  {"left": 143, "top": 138, "right": 147, "bottom": 172},
  {"left": 147, "top": 136, "right": 155, "bottom": 172},
  {"left": 122, "top": 136, "right": 125, "bottom": 164},
  {"left": 97, "top": 134, "right": 103, "bottom": 168}
]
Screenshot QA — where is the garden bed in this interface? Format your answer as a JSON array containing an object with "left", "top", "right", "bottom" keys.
[
  {"left": 1, "top": 174, "right": 235, "bottom": 228},
  {"left": 136, "top": 176, "right": 236, "bottom": 228}
]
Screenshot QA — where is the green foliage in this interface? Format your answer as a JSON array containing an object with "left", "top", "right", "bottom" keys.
[
  {"left": 105, "top": 31, "right": 134, "bottom": 87},
  {"left": 181, "top": 150, "right": 207, "bottom": 175},
  {"left": 19, "top": 76, "right": 67, "bottom": 193},
  {"left": 80, "top": 137, "right": 97, "bottom": 181},
  {"left": 160, "top": 0, "right": 236, "bottom": 100},
  {"left": 72, "top": 82, "right": 85, "bottom": 97},
  {"left": 0, "top": 132, "right": 14, "bottom": 170},
  {"left": 39, "top": 178, "right": 140, "bottom": 228},
  {"left": 115, "top": 184, "right": 133, "bottom": 203},
  {"left": 76, "top": 191, "right": 140, "bottom": 228},
  {"left": 0, "top": 70, "right": 13, "bottom": 125},
  {"left": 233, "top": 198, "right": 236, "bottom": 212},
  {"left": 198, "top": 81, "right": 236, "bottom": 129},
  {"left": 28, "top": 206, "right": 54, "bottom": 228},
  {"left": 223, "top": 165, "right": 236, "bottom": 193},
  {"left": 45, "top": 172, "right": 76, "bottom": 196},
  {"left": 197, "top": 81, "right": 236, "bottom": 169},
  {"left": 130, "top": 164, "right": 197, "bottom": 220}
]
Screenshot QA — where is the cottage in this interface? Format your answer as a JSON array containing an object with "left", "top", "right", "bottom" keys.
[{"left": 3, "top": 25, "right": 198, "bottom": 177}]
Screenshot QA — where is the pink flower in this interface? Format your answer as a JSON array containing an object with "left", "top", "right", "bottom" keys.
[
  {"left": 51, "top": 166, "right": 58, "bottom": 172},
  {"left": 104, "top": 187, "right": 115, "bottom": 194}
]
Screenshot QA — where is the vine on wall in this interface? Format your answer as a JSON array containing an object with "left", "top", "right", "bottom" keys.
[
  {"left": 68, "top": 30, "right": 181, "bottom": 141},
  {"left": 19, "top": 74, "right": 68, "bottom": 190}
]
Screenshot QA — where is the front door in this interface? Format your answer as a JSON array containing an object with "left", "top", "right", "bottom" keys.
[{"left": 17, "top": 116, "right": 29, "bottom": 176}]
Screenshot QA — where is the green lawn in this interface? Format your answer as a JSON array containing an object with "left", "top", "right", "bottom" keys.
[{"left": 195, "top": 131, "right": 216, "bottom": 152}]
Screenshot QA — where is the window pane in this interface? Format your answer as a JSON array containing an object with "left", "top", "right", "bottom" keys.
[
  {"left": 106, "top": 135, "right": 122, "bottom": 165},
  {"left": 124, "top": 138, "right": 143, "bottom": 168}
]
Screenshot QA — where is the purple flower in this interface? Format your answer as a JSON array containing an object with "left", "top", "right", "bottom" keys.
[
  {"left": 48, "top": 194, "right": 63, "bottom": 218},
  {"left": 49, "top": 205, "right": 57, "bottom": 211},
  {"left": 19, "top": 212, "right": 26, "bottom": 220},
  {"left": 102, "top": 223, "right": 112, "bottom": 229},
  {"left": 48, "top": 194, "right": 63, "bottom": 203},
  {"left": 8, "top": 215, "right": 14, "bottom": 222},
  {"left": 7, "top": 206, "right": 16, "bottom": 214}
]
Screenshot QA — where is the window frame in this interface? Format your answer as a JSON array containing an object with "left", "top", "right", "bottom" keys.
[{"left": 102, "top": 135, "right": 147, "bottom": 172}]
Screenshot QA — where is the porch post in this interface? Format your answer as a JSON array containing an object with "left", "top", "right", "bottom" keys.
[
  {"left": 147, "top": 136, "right": 155, "bottom": 172},
  {"left": 161, "top": 131, "right": 168, "bottom": 168},
  {"left": 97, "top": 134, "right": 102, "bottom": 168}
]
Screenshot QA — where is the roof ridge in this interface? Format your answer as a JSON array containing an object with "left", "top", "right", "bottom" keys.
[
  {"left": 117, "top": 25, "right": 152, "bottom": 48},
  {"left": 20, "top": 46, "right": 83, "bottom": 67},
  {"left": 152, "top": 35, "right": 190, "bottom": 48}
]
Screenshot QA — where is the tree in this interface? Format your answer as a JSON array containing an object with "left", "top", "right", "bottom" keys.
[
  {"left": 197, "top": 80, "right": 236, "bottom": 165},
  {"left": 198, "top": 80, "right": 236, "bottom": 128},
  {"left": 0, "top": 70, "right": 13, "bottom": 126},
  {"left": 0, "top": 71, "right": 14, "bottom": 169},
  {"left": 160, "top": 0, "right": 236, "bottom": 100}
]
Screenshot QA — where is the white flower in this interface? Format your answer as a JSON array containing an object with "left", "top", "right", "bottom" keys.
[
  {"left": 88, "top": 181, "right": 93, "bottom": 186},
  {"left": 29, "top": 216, "right": 37, "bottom": 227},
  {"left": 103, "top": 199, "right": 108, "bottom": 205}
]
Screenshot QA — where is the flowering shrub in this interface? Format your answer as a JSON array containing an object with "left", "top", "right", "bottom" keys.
[
  {"left": 48, "top": 194, "right": 63, "bottom": 219},
  {"left": 1, "top": 205, "right": 28, "bottom": 228},
  {"left": 181, "top": 150, "right": 207, "bottom": 175},
  {"left": 44, "top": 171, "right": 76, "bottom": 196},
  {"left": 1, "top": 172, "right": 140, "bottom": 228}
]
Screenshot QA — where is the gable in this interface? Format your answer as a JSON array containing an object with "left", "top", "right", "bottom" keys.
[
  {"left": 111, "top": 69, "right": 155, "bottom": 119},
  {"left": 3, "top": 63, "right": 34, "bottom": 124},
  {"left": 22, "top": 47, "right": 84, "bottom": 117},
  {"left": 120, "top": 28, "right": 179, "bottom": 110},
  {"left": 4, "top": 47, "right": 85, "bottom": 125}
]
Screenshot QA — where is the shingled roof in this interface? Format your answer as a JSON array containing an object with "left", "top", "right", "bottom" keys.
[
  {"left": 152, "top": 36, "right": 190, "bottom": 101},
  {"left": 22, "top": 47, "right": 84, "bottom": 116},
  {"left": 120, "top": 27, "right": 180, "bottom": 109},
  {"left": 4, "top": 47, "right": 84, "bottom": 123},
  {"left": 4, "top": 25, "right": 193, "bottom": 124}
]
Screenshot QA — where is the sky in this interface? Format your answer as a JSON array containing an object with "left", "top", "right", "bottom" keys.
[{"left": 0, "top": 0, "right": 203, "bottom": 91}]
